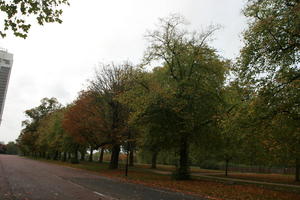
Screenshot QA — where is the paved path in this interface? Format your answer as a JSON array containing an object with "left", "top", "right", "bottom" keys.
[
  {"left": 148, "top": 169, "right": 300, "bottom": 189},
  {"left": 0, "top": 155, "right": 204, "bottom": 200}
]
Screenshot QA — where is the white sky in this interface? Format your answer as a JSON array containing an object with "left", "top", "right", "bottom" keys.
[{"left": 0, "top": 0, "right": 247, "bottom": 143}]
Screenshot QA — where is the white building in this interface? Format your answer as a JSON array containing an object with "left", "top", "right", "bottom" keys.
[{"left": 0, "top": 49, "right": 13, "bottom": 125}]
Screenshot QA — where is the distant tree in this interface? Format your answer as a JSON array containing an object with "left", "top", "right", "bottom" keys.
[
  {"left": 17, "top": 130, "right": 36, "bottom": 156},
  {"left": 0, "top": 142, "right": 6, "bottom": 154},
  {"left": 37, "top": 108, "right": 76, "bottom": 160},
  {"left": 17, "top": 97, "right": 61, "bottom": 156},
  {"left": 6, "top": 141, "right": 18, "bottom": 155},
  {"left": 0, "top": 0, "right": 69, "bottom": 38},
  {"left": 216, "top": 83, "right": 245, "bottom": 176}
]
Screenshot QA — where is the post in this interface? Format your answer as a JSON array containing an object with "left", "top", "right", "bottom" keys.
[
  {"left": 125, "top": 148, "right": 129, "bottom": 177},
  {"left": 125, "top": 131, "right": 131, "bottom": 177}
]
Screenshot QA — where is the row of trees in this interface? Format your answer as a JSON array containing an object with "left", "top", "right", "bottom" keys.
[
  {"left": 0, "top": 142, "right": 19, "bottom": 154},
  {"left": 17, "top": 0, "right": 299, "bottom": 181}
]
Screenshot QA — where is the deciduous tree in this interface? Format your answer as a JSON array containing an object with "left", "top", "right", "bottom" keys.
[
  {"left": 90, "top": 63, "right": 134, "bottom": 169},
  {"left": 0, "top": 0, "right": 69, "bottom": 38},
  {"left": 147, "top": 15, "right": 227, "bottom": 180},
  {"left": 238, "top": 0, "right": 300, "bottom": 181}
]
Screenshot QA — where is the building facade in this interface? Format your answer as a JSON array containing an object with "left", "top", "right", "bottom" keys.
[{"left": 0, "top": 49, "right": 13, "bottom": 125}]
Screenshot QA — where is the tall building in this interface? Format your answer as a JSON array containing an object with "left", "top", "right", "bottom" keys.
[{"left": 0, "top": 49, "right": 13, "bottom": 125}]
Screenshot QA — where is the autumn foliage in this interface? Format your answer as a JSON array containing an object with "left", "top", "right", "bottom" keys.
[{"left": 63, "top": 91, "right": 107, "bottom": 147}]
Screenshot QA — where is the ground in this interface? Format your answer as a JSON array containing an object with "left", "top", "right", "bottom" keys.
[
  {"left": 1, "top": 155, "right": 300, "bottom": 200},
  {"left": 0, "top": 154, "right": 203, "bottom": 200}
]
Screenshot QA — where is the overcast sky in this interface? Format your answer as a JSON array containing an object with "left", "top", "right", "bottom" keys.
[{"left": 0, "top": 0, "right": 247, "bottom": 143}]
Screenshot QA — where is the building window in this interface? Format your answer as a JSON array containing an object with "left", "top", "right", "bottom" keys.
[{"left": 3, "top": 60, "right": 10, "bottom": 65}]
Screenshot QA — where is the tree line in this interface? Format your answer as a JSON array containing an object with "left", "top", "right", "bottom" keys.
[
  {"left": 17, "top": 0, "right": 300, "bottom": 181},
  {"left": 0, "top": 142, "right": 19, "bottom": 155}
]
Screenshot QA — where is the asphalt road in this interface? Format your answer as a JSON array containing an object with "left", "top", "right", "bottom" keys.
[{"left": 0, "top": 155, "right": 204, "bottom": 200}]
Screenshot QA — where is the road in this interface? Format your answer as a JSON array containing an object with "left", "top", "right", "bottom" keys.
[{"left": 0, "top": 155, "right": 203, "bottom": 200}]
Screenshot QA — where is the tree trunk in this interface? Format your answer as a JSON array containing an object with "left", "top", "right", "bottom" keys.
[
  {"left": 225, "top": 159, "right": 229, "bottom": 177},
  {"left": 109, "top": 144, "right": 120, "bottom": 169},
  {"left": 129, "top": 149, "right": 134, "bottom": 166},
  {"left": 74, "top": 150, "right": 79, "bottom": 160},
  {"left": 67, "top": 152, "right": 71, "bottom": 160},
  {"left": 80, "top": 150, "right": 85, "bottom": 161},
  {"left": 71, "top": 148, "right": 79, "bottom": 164},
  {"left": 151, "top": 151, "right": 158, "bottom": 169},
  {"left": 53, "top": 151, "right": 58, "bottom": 160},
  {"left": 175, "top": 136, "right": 190, "bottom": 180},
  {"left": 89, "top": 147, "right": 94, "bottom": 162},
  {"left": 296, "top": 158, "right": 300, "bottom": 182},
  {"left": 99, "top": 148, "right": 104, "bottom": 163},
  {"left": 62, "top": 152, "right": 67, "bottom": 162}
]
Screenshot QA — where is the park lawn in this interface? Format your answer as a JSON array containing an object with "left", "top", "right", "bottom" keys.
[
  {"left": 136, "top": 163, "right": 299, "bottom": 185},
  {"left": 31, "top": 158, "right": 300, "bottom": 200},
  {"left": 136, "top": 163, "right": 222, "bottom": 173},
  {"left": 212, "top": 172, "right": 300, "bottom": 186}
]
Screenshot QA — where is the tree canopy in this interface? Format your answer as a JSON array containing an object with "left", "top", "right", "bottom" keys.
[{"left": 0, "top": 0, "right": 69, "bottom": 38}]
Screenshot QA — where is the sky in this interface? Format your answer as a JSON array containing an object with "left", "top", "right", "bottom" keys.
[{"left": 0, "top": 0, "right": 247, "bottom": 143}]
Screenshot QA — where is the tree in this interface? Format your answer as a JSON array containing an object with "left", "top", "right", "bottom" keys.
[
  {"left": 238, "top": 0, "right": 300, "bottom": 181},
  {"left": 63, "top": 90, "right": 107, "bottom": 161},
  {"left": 0, "top": 142, "right": 6, "bottom": 154},
  {"left": 17, "top": 97, "right": 61, "bottom": 156},
  {"left": 239, "top": 0, "right": 299, "bottom": 84},
  {"left": 0, "top": 0, "right": 69, "bottom": 38},
  {"left": 17, "top": 130, "right": 37, "bottom": 156},
  {"left": 216, "top": 83, "right": 245, "bottom": 176},
  {"left": 90, "top": 63, "right": 133, "bottom": 169},
  {"left": 6, "top": 141, "right": 18, "bottom": 155},
  {"left": 125, "top": 15, "right": 228, "bottom": 179},
  {"left": 120, "top": 67, "right": 185, "bottom": 169},
  {"left": 37, "top": 108, "right": 75, "bottom": 160},
  {"left": 248, "top": 79, "right": 300, "bottom": 180}
]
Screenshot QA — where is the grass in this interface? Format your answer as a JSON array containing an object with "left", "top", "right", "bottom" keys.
[
  {"left": 136, "top": 163, "right": 299, "bottom": 185},
  {"left": 211, "top": 172, "right": 299, "bottom": 186},
  {"left": 29, "top": 157, "right": 300, "bottom": 200}
]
